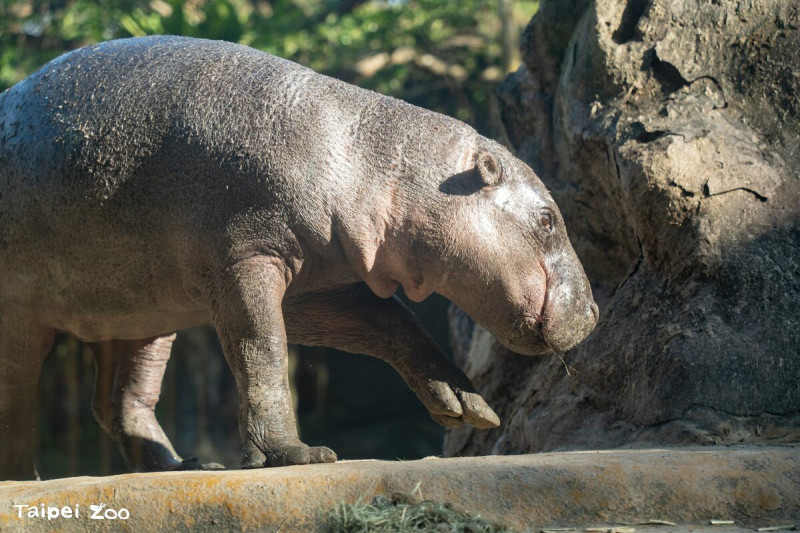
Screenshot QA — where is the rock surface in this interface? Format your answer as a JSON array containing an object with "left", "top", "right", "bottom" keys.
[
  {"left": 446, "top": 0, "right": 800, "bottom": 457},
  {"left": 0, "top": 446, "right": 798, "bottom": 532}
]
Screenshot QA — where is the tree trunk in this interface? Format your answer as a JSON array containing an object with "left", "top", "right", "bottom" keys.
[{"left": 446, "top": 0, "right": 800, "bottom": 456}]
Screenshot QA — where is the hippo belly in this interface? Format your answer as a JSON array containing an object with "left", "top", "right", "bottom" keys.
[{"left": 1, "top": 228, "right": 208, "bottom": 342}]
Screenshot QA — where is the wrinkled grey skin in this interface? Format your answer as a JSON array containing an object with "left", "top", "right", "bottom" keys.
[{"left": 0, "top": 36, "right": 597, "bottom": 480}]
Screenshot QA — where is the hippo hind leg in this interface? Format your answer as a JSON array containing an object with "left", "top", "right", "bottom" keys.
[
  {"left": 88, "top": 335, "right": 223, "bottom": 472},
  {"left": 0, "top": 313, "right": 54, "bottom": 480}
]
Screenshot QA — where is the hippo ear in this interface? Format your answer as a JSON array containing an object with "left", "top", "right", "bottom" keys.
[{"left": 476, "top": 151, "right": 502, "bottom": 186}]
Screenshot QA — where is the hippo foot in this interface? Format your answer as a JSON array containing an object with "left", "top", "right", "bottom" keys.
[
  {"left": 421, "top": 380, "right": 501, "bottom": 430},
  {"left": 243, "top": 444, "right": 337, "bottom": 468},
  {"left": 171, "top": 457, "right": 226, "bottom": 471}
]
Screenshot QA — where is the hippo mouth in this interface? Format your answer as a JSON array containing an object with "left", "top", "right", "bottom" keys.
[{"left": 505, "top": 313, "right": 552, "bottom": 355}]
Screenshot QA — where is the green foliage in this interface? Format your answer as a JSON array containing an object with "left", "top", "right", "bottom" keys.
[
  {"left": 323, "top": 495, "right": 513, "bottom": 533},
  {"left": 0, "top": 0, "right": 538, "bottom": 135}
]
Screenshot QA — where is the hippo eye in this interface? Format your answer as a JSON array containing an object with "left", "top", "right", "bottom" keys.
[{"left": 539, "top": 211, "right": 554, "bottom": 233}]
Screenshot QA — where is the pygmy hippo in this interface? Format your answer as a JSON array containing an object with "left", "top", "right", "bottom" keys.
[{"left": 0, "top": 36, "right": 597, "bottom": 480}]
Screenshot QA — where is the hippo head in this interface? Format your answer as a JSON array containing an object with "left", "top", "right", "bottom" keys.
[{"left": 392, "top": 137, "right": 598, "bottom": 355}]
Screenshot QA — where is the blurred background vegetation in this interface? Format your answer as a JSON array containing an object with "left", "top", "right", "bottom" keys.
[{"left": 0, "top": 0, "right": 538, "bottom": 478}]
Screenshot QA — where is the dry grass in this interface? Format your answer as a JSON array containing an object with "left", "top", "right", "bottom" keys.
[{"left": 322, "top": 495, "right": 513, "bottom": 533}]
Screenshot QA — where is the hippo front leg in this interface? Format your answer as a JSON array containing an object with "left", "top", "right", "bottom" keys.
[
  {"left": 284, "top": 284, "right": 500, "bottom": 430},
  {"left": 211, "top": 257, "right": 336, "bottom": 468}
]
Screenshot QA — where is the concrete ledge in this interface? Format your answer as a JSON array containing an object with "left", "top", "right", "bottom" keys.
[{"left": 0, "top": 446, "right": 798, "bottom": 531}]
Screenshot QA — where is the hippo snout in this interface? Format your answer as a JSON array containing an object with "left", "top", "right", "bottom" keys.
[
  {"left": 509, "top": 297, "right": 596, "bottom": 355},
  {"left": 540, "top": 298, "right": 599, "bottom": 353}
]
